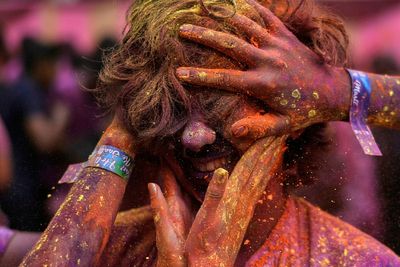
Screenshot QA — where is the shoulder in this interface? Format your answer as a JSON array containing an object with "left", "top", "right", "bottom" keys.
[{"left": 294, "top": 197, "right": 400, "bottom": 266}]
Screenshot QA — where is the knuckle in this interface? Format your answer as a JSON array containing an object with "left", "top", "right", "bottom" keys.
[
  {"left": 274, "top": 58, "right": 288, "bottom": 69},
  {"left": 223, "top": 37, "right": 238, "bottom": 49},
  {"left": 216, "top": 72, "right": 231, "bottom": 85},
  {"left": 206, "top": 189, "right": 223, "bottom": 200}
]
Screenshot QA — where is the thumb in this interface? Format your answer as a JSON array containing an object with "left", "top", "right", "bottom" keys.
[{"left": 231, "top": 113, "right": 290, "bottom": 139}]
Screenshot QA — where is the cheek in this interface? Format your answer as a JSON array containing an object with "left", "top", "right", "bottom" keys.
[{"left": 231, "top": 138, "right": 255, "bottom": 154}]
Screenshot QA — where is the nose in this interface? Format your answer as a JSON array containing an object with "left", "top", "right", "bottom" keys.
[{"left": 181, "top": 119, "right": 216, "bottom": 152}]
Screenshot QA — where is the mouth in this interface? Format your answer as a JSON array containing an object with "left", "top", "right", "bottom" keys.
[
  {"left": 177, "top": 141, "right": 240, "bottom": 199},
  {"left": 192, "top": 153, "right": 230, "bottom": 171}
]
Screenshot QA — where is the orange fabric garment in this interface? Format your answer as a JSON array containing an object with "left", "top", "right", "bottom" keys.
[
  {"left": 246, "top": 197, "right": 400, "bottom": 266},
  {"left": 100, "top": 197, "right": 400, "bottom": 266}
]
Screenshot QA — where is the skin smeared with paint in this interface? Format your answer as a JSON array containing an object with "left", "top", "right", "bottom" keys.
[
  {"left": 176, "top": 0, "right": 351, "bottom": 139},
  {"left": 21, "top": 116, "right": 136, "bottom": 267},
  {"left": 363, "top": 73, "right": 400, "bottom": 129}
]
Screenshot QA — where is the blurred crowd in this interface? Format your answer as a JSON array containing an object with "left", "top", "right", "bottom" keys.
[{"left": 0, "top": 30, "right": 114, "bottom": 232}]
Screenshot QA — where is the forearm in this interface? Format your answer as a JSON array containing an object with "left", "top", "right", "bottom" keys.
[
  {"left": 21, "top": 121, "right": 135, "bottom": 266},
  {"left": 21, "top": 168, "right": 127, "bottom": 266},
  {"left": 326, "top": 69, "right": 400, "bottom": 130},
  {"left": 366, "top": 73, "right": 400, "bottom": 129}
]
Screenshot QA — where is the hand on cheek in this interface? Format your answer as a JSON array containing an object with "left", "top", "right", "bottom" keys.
[{"left": 185, "top": 136, "right": 287, "bottom": 266}]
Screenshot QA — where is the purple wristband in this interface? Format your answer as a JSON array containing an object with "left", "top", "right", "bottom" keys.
[{"left": 347, "top": 69, "right": 382, "bottom": 156}]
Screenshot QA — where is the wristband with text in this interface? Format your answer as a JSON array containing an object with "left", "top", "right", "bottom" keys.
[
  {"left": 347, "top": 69, "right": 382, "bottom": 156},
  {"left": 86, "top": 145, "right": 134, "bottom": 181},
  {"left": 59, "top": 145, "right": 134, "bottom": 184}
]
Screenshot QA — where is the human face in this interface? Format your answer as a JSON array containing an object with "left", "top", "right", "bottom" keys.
[{"left": 172, "top": 94, "right": 266, "bottom": 200}]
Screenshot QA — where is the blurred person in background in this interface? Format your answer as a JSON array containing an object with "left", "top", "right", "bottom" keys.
[
  {"left": 0, "top": 116, "right": 12, "bottom": 228},
  {"left": 0, "top": 31, "right": 13, "bottom": 225},
  {"left": 0, "top": 116, "right": 40, "bottom": 267},
  {"left": 0, "top": 57, "right": 41, "bottom": 264},
  {"left": 45, "top": 39, "right": 116, "bottom": 216},
  {"left": 0, "top": 38, "right": 70, "bottom": 231},
  {"left": 0, "top": 28, "right": 9, "bottom": 85},
  {"left": 68, "top": 37, "right": 117, "bottom": 160}
]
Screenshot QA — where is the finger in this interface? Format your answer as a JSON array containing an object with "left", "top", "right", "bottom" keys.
[
  {"left": 187, "top": 140, "right": 271, "bottom": 254},
  {"left": 243, "top": 136, "right": 286, "bottom": 194},
  {"left": 160, "top": 164, "right": 182, "bottom": 199},
  {"left": 217, "top": 137, "right": 286, "bottom": 252},
  {"left": 192, "top": 168, "right": 229, "bottom": 228},
  {"left": 179, "top": 24, "right": 265, "bottom": 67},
  {"left": 163, "top": 155, "right": 202, "bottom": 203},
  {"left": 215, "top": 138, "right": 274, "bottom": 219},
  {"left": 226, "top": 13, "right": 271, "bottom": 48},
  {"left": 245, "top": 0, "right": 285, "bottom": 30},
  {"left": 176, "top": 67, "right": 255, "bottom": 94},
  {"left": 201, "top": 168, "right": 229, "bottom": 219},
  {"left": 148, "top": 183, "right": 180, "bottom": 249},
  {"left": 187, "top": 168, "right": 229, "bottom": 251},
  {"left": 234, "top": 138, "right": 285, "bottom": 238},
  {"left": 231, "top": 114, "right": 291, "bottom": 139},
  {"left": 208, "top": 138, "right": 276, "bottom": 253},
  {"left": 159, "top": 165, "right": 191, "bottom": 237}
]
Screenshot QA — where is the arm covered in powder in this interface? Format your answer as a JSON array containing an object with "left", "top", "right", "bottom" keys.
[{"left": 20, "top": 116, "right": 136, "bottom": 267}]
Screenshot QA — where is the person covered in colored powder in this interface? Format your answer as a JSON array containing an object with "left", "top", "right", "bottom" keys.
[
  {"left": 21, "top": 0, "right": 400, "bottom": 266},
  {"left": 0, "top": 39, "right": 70, "bottom": 231}
]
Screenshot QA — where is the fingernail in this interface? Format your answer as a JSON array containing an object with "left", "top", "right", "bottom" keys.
[
  {"left": 176, "top": 68, "right": 190, "bottom": 79},
  {"left": 214, "top": 168, "right": 228, "bottom": 184},
  {"left": 179, "top": 24, "right": 193, "bottom": 32},
  {"left": 148, "top": 183, "right": 158, "bottom": 196},
  {"left": 233, "top": 126, "right": 249, "bottom": 137}
]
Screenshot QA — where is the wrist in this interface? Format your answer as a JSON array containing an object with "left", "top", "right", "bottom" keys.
[
  {"left": 327, "top": 67, "right": 352, "bottom": 121},
  {"left": 97, "top": 119, "right": 136, "bottom": 158}
]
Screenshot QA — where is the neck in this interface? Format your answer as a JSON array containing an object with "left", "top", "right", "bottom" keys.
[{"left": 235, "top": 174, "right": 287, "bottom": 266}]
